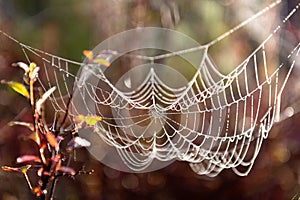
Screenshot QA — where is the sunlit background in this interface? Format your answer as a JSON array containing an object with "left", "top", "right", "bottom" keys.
[{"left": 0, "top": 0, "right": 300, "bottom": 199}]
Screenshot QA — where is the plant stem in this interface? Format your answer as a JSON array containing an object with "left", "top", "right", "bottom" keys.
[
  {"left": 24, "top": 172, "right": 33, "bottom": 190},
  {"left": 49, "top": 177, "right": 58, "bottom": 200}
]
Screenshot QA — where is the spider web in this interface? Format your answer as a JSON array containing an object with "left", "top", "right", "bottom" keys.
[{"left": 1, "top": 0, "right": 300, "bottom": 176}]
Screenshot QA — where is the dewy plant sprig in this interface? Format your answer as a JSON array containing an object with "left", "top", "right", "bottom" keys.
[{"left": 1, "top": 62, "right": 98, "bottom": 200}]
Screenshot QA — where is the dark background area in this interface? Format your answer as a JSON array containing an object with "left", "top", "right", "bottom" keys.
[{"left": 0, "top": 0, "right": 300, "bottom": 199}]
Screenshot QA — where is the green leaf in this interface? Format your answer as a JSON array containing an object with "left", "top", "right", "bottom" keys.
[
  {"left": 29, "top": 63, "right": 36, "bottom": 71},
  {"left": 84, "top": 115, "right": 102, "bottom": 126},
  {"left": 20, "top": 165, "right": 31, "bottom": 174},
  {"left": 93, "top": 58, "right": 110, "bottom": 67},
  {"left": 1, "top": 81, "right": 29, "bottom": 98},
  {"left": 28, "top": 63, "right": 39, "bottom": 80},
  {"left": 75, "top": 114, "right": 102, "bottom": 126},
  {"left": 28, "top": 132, "right": 41, "bottom": 146}
]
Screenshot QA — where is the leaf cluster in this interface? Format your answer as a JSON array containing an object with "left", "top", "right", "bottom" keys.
[{"left": 1, "top": 62, "right": 96, "bottom": 199}]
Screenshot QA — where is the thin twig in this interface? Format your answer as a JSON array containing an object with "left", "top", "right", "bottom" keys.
[
  {"left": 49, "top": 177, "right": 58, "bottom": 200},
  {"left": 60, "top": 93, "right": 73, "bottom": 129},
  {"left": 24, "top": 172, "right": 33, "bottom": 190}
]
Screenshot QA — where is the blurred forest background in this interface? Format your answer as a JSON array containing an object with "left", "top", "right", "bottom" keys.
[{"left": 0, "top": 0, "right": 300, "bottom": 199}]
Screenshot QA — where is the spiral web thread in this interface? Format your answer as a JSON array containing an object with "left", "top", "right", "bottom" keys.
[{"left": 1, "top": 0, "right": 299, "bottom": 176}]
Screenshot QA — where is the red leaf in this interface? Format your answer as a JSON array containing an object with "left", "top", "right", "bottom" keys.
[
  {"left": 51, "top": 154, "right": 62, "bottom": 163},
  {"left": 1, "top": 166, "right": 19, "bottom": 173},
  {"left": 32, "top": 187, "right": 43, "bottom": 196},
  {"left": 1, "top": 165, "right": 31, "bottom": 174},
  {"left": 16, "top": 155, "right": 41, "bottom": 164},
  {"left": 8, "top": 121, "right": 34, "bottom": 131},
  {"left": 37, "top": 168, "right": 43, "bottom": 177},
  {"left": 59, "top": 166, "right": 75, "bottom": 176},
  {"left": 36, "top": 87, "right": 56, "bottom": 114},
  {"left": 83, "top": 50, "right": 93, "bottom": 60},
  {"left": 46, "top": 132, "right": 59, "bottom": 151}
]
